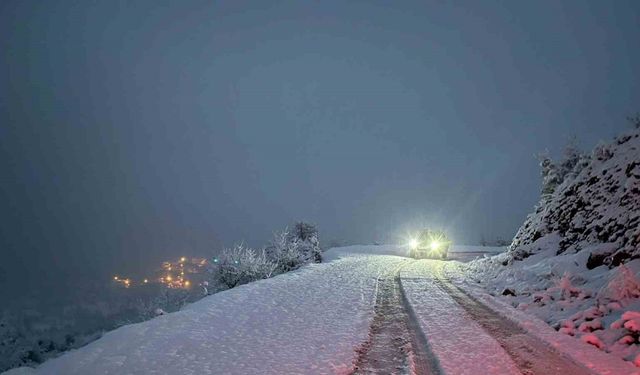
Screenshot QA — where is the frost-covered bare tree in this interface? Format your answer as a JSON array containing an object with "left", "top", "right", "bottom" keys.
[
  {"left": 538, "top": 141, "right": 589, "bottom": 199},
  {"left": 265, "top": 223, "right": 322, "bottom": 273},
  {"left": 213, "top": 223, "right": 322, "bottom": 291},
  {"left": 559, "top": 139, "right": 591, "bottom": 183},
  {"left": 217, "top": 244, "right": 277, "bottom": 289},
  {"left": 268, "top": 228, "right": 304, "bottom": 273},
  {"left": 539, "top": 153, "right": 561, "bottom": 198},
  {"left": 558, "top": 139, "right": 581, "bottom": 181},
  {"left": 290, "top": 222, "right": 317, "bottom": 241},
  {"left": 570, "top": 152, "right": 590, "bottom": 179},
  {"left": 289, "top": 222, "right": 321, "bottom": 263}
]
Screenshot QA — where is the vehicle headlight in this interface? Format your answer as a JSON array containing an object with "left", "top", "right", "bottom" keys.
[
  {"left": 430, "top": 241, "right": 440, "bottom": 250},
  {"left": 409, "top": 239, "right": 419, "bottom": 250}
]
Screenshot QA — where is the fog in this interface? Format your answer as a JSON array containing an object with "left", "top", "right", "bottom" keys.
[{"left": 1, "top": 0, "right": 639, "bottom": 301}]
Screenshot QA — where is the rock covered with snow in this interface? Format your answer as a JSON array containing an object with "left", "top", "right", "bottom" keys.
[{"left": 510, "top": 127, "right": 640, "bottom": 267}]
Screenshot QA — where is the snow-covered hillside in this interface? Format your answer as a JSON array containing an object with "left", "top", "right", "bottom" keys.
[
  {"left": 510, "top": 127, "right": 640, "bottom": 266},
  {"left": 463, "top": 126, "right": 640, "bottom": 366}
]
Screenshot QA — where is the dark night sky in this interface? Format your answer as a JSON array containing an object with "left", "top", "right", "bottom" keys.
[{"left": 1, "top": 0, "right": 639, "bottom": 297}]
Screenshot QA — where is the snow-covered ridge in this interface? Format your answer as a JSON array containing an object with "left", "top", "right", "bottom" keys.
[{"left": 510, "top": 127, "right": 640, "bottom": 266}]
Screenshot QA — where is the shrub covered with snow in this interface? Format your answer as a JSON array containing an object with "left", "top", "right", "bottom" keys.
[
  {"left": 216, "top": 244, "right": 278, "bottom": 289},
  {"left": 265, "top": 222, "right": 322, "bottom": 273},
  {"left": 267, "top": 228, "right": 306, "bottom": 273},
  {"left": 289, "top": 222, "right": 322, "bottom": 264}
]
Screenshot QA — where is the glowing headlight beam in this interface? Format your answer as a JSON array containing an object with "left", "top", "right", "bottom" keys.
[
  {"left": 409, "top": 238, "right": 419, "bottom": 249},
  {"left": 430, "top": 241, "right": 440, "bottom": 250}
]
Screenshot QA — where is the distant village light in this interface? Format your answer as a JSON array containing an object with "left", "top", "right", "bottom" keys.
[{"left": 114, "top": 256, "right": 206, "bottom": 290}]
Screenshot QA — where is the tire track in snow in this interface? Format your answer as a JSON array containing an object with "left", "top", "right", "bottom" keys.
[
  {"left": 399, "top": 272, "right": 443, "bottom": 375},
  {"left": 433, "top": 265, "right": 594, "bottom": 375},
  {"left": 352, "top": 261, "right": 440, "bottom": 375}
]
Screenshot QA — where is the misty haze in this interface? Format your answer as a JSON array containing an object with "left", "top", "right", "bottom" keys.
[{"left": 1, "top": 1, "right": 640, "bottom": 374}]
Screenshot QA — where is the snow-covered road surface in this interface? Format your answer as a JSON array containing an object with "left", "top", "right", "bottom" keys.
[
  {"left": 6, "top": 245, "right": 636, "bottom": 375},
  {"left": 352, "top": 262, "right": 437, "bottom": 375},
  {"left": 401, "top": 260, "right": 592, "bottom": 374},
  {"left": 401, "top": 261, "right": 521, "bottom": 375}
]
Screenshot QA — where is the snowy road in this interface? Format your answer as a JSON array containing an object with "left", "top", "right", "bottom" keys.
[
  {"left": 400, "top": 260, "right": 594, "bottom": 375},
  {"left": 5, "top": 245, "right": 633, "bottom": 375},
  {"left": 351, "top": 262, "right": 437, "bottom": 375}
]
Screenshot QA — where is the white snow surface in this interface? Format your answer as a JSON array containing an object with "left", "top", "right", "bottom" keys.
[
  {"left": 448, "top": 245, "right": 507, "bottom": 262},
  {"left": 7, "top": 249, "right": 407, "bottom": 375},
  {"left": 449, "top": 245, "right": 506, "bottom": 254},
  {"left": 461, "top": 245, "right": 640, "bottom": 370},
  {"left": 446, "top": 261, "right": 639, "bottom": 375},
  {"left": 400, "top": 261, "right": 521, "bottom": 375}
]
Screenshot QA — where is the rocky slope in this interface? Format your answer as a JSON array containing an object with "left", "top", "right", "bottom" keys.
[
  {"left": 463, "top": 124, "right": 640, "bottom": 366},
  {"left": 509, "top": 127, "right": 640, "bottom": 267}
]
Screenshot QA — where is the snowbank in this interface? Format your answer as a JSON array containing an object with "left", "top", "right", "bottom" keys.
[
  {"left": 448, "top": 259, "right": 639, "bottom": 374},
  {"left": 462, "top": 248, "right": 640, "bottom": 368}
]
